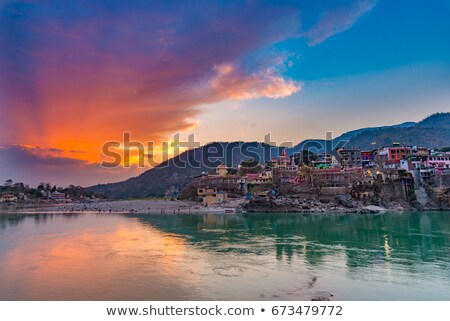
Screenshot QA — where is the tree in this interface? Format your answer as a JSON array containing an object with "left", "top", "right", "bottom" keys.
[
  {"left": 293, "top": 151, "right": 318, "bottom": 166},
  {"left": 179, "top": 182, "right": 198, "bottom": 200},
  {"left": 372, "top": 180, "right": 383, "bottom": 193},
  {"left": 12, "top": 182, "right": 25, "bottom": 193},
  {"left": 310, "top": 172, "right": 328, "bottom": 196},
  {"left": 295, "top": 166, "right": 313, "bottom": 184},
  {"left": 238, "top": 159, "right": 262, "bottom": 175}
]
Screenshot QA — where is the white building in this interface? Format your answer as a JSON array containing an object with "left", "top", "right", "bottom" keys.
[{"left": 51, "top": 191, "right": 66, "bottom": 202}]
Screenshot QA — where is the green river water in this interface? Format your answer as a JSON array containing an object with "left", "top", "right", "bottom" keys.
[{"left": 0, "top": 211, "right": 449, "bottom": 300}]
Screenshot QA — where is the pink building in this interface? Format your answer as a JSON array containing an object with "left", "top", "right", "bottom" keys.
[{"left": 411, "top": 153, "right": 450, "bottom": 170}]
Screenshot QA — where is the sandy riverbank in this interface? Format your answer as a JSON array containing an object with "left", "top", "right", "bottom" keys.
[{"left": 4, "top": 199, "right": 246, "bottom": 214}]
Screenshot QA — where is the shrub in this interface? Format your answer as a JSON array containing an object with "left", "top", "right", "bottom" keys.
[
  {"left": 408, "top": 189, "right": 417, "bottom": 201},
  {"left": 373, "top": 180, "right": 383, "bottom": 193},
  {"left": 370, "top": 195, "right": 380, "bottom": 205}
]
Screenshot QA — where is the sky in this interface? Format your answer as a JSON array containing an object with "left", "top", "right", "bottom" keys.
[{"left": 1, "top": 0, "right": 450, "bottom": 187}]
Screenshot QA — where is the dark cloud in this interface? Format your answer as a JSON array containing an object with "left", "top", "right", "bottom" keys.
[
  {"left": 69, "top": 150, "right": 88, "bottom": 154},
  {"left": 0, "top": 145, "right": 141, "bottom": 187}
]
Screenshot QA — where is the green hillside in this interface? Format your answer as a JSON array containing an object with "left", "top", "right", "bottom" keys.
[{"left": 347, "top": 113, "right": 450, "bottom": 150}]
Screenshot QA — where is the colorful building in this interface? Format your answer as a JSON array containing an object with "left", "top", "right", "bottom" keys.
[
  {"left": 361, "top": 150, "right": 376, "bottom": 167},
  {"left": 312, "top": 154, "right": 339, "bottom": 169},
  {"left": 51, "top": 191, "right": 66, "bottom": 202},
  {"left": 337, "top": 148, "right": 362, "bottom": 168},
  {"left": 197, "top": 187, "right": 228, "bottom": 206},
  {"left": 271, "top": 149, "right": 298, "bottom": 172},
  {"left": 216, "top": 164, "right": 229, "bottom": 177},
  {"left": 379, "top": 145, "right": 412, "bottom": 162}
]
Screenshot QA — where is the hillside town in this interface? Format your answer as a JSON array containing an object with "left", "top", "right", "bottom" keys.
[
  {"left": 182, "top": 143, "right": 450, "bottom": 212},
  {"left": 2, "top": 143, "right": 450, "bottom": 214}
]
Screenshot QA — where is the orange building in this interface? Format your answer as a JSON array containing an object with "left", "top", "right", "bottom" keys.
[{"left": 379, "top": 145, "right": 412, "bottom": 162}]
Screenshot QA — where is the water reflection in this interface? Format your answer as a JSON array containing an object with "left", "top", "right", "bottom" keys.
[
  {"left": 136, "top": 212, "right": 450, "bottom": 269},
  {"left": 0, "top": 212, "right": 449, "bottom": 300},
  {"left": 0, "top": 214, "right": 205, "bottom": 300}
]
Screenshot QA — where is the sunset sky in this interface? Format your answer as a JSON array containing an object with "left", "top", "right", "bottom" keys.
[{"left": 1, "top": 0, "right": 450, "bottom": 187}]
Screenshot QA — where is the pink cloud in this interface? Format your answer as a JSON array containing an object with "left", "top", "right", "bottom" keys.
[
  {"left": 0, "top": 1, "right": 302, "bottom": 150},
  {"left": 209, "top": 63, "right": 302, "bottom": 100},
  {"left": 0, "top": 1, "right": 378, "bottom": 186}
]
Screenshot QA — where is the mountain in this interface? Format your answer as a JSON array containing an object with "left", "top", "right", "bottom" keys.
[
  {"left": 345, "top": 113, "right": 450, "bottom": 150},
  {"left": 286, "top": 121, "right": 416, "bottom": 154},
  {"left": 333, "top": 121, "right": 416, "bottom": 145},
  {"left": 88, "top": 113, "right": 450, "bottom": 199},
  {"left": 88, "top": 142, "right": 281, "bottom": 199}
]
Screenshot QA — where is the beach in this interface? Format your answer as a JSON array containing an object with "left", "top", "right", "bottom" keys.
[{"left": 3, "top": 198, "right": 246, "bottom": 214}]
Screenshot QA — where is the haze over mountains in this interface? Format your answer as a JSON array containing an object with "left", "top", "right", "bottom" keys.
[
  {"left": 344, "top": 113, "right": 450, "bottom": 149},
  {"left": 88, "top": 113, "right": 450, "bottom": 198}
]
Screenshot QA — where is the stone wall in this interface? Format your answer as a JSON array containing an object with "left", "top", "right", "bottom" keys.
[
  {"left": 380, "top": 180, "right": 407, "bottom": 202},
  {"left": 320, "top": 187, "right": 347, "bottom": 195},
  {"left": 436, "top": 173, "right": 450, "bottom": 188}
]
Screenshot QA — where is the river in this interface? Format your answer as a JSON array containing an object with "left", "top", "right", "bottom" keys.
[{"left": 0, "top": 212, "right": 449, "bottom": 300}]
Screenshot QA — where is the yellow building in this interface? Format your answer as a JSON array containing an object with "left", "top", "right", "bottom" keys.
[
  {"left": 197, "top": 187, "right": 228, "bottom": 206},
  {"left": 0, "top": 194, "right": 18, "bottom": 203},
  {"left": 216, "top": 164, "right": 229, "bottom": 177}
]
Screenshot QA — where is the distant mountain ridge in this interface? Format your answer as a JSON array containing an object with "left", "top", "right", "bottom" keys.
[
  {"left": 88, "top": 113, "right": 450, "bottom": 198},
  {"left": 285, "top": 121, "right": 417, "bottom": 154},
  {"left": 345, "top": 113, "right": 450, "bottom": 150}
]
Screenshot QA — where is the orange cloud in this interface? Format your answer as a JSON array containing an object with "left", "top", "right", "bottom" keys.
[
  {"left": 0, "top": 1, "right": 375, "bottom": 186},
  {"left": 210, "top": 63, "right": 302, "bottom": 100}
]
